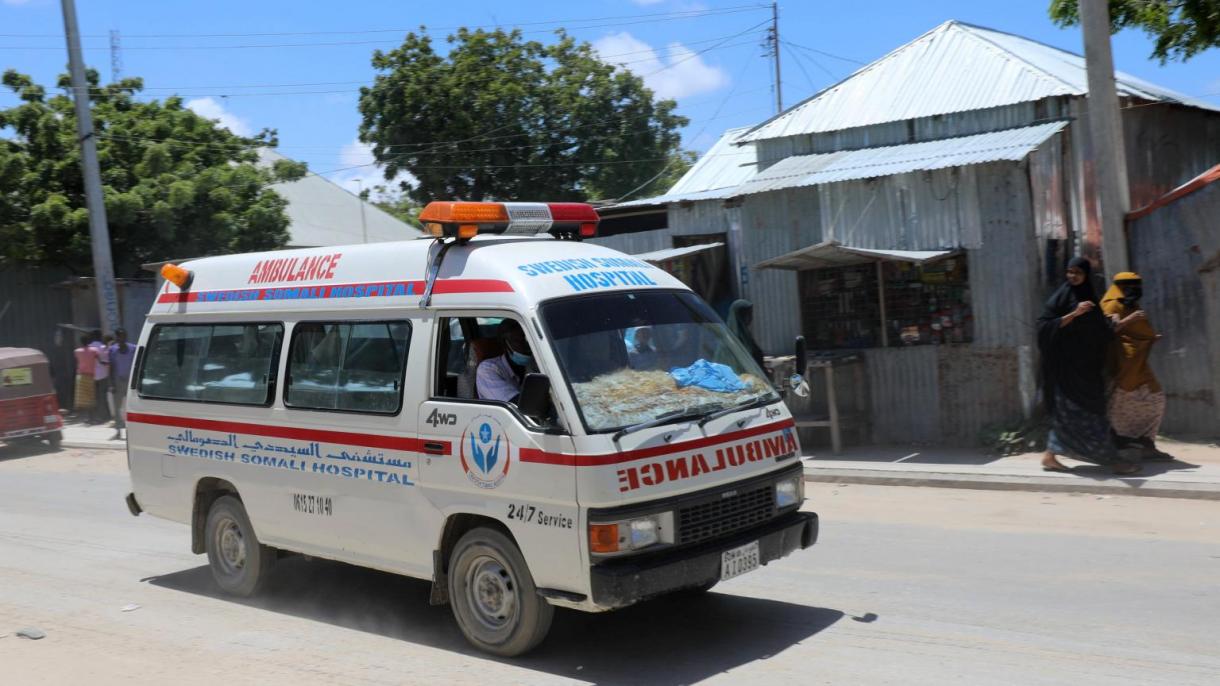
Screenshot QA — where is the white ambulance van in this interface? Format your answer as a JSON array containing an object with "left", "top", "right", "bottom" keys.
[{"left": 124, "top": 200, "right": 818, "bottom": 656}]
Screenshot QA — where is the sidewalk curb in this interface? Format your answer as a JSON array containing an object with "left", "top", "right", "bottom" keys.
[
  {"left": 61, "top": 440, "right": 126, "bottom": 452},
  {"left": 803, "top": 467, "right": 1220, "bottom": 501}
]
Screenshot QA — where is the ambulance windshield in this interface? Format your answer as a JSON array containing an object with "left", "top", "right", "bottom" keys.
[{"left": 540, "top": 290, "right": 775, "bottom": 433}]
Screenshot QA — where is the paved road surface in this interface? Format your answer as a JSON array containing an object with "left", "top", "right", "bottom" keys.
[{"left": 1, "top": 444, "right": 1217, "bottom": 685}]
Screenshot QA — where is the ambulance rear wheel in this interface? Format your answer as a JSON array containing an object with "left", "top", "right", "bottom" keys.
[
  {"left": 46, "top": 431, "right": 63, "bottom": 449},
  {"left": 205, "top": 496, "right": 276, "bottom": 597},
  {"left": 447, "top": 527, "right": 553, "bottom": 657}
]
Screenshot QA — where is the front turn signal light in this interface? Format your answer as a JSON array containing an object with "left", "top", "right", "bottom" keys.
[{"left": 589, "top": 523, "right": 620, "bottom": 554}]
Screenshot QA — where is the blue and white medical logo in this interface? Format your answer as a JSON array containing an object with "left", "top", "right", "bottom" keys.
[{"left": 459, "top": 415, "right": 511, "bottom": 489}]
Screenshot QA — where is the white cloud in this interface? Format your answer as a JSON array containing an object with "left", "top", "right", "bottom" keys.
[
  {"left": 333, "top": 138, "right": 416, "bottom": 201},
  {"left": 185, "top": 97, "right": 253, "bottom": 136},
  {"left": 593, "top": 32, "right": 729, "bottom": 100}
]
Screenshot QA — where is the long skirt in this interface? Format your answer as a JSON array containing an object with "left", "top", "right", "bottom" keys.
[
  {"left": 74, "top": 373, "right": 95, "bottom": 411},
  {"left": 1047, "top": 389, "right": 1117, "bottom": 465},
  {"left": 1109, "top": 385, "right": 1165, "bottom": 440}
]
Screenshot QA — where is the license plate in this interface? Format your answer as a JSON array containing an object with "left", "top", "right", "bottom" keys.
[{"left": 720, "top": 540, "right": 760, "bottom": 580}]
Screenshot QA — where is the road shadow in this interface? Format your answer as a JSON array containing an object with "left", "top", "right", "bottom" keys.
[
  {"left": 0, "top": 439, "right": 62, "bottom": 463},
  {"left": 146, "top": 557, "right": 843, "bottom": 684}
]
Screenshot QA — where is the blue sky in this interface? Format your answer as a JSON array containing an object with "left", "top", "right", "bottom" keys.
[{"left": 4, "top": 0, "right": 1220, "bottom": 197}]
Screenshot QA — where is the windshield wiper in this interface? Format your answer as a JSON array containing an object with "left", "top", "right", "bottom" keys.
[
  {"left": 612, "top": 404, "right": 719, "bottom": 444},
  {"left": 697, "top": 393, "right": 780, "bottom": 427}
]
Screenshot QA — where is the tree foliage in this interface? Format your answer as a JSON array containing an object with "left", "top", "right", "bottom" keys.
[
  {"left": 358, "top": 28, "right": 690, "bottom": 203},
  {"left": 1050, "top": 0, "right": 1220, "bottom": 62},
  {"left": 0, "top": 69, "right": 305, "bottom": 277}
]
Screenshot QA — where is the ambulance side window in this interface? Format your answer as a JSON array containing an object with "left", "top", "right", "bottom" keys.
[
  {"left": 137, "top": 323, "right": 282, "bottom": 406},
  {"left": 285, "top": 320, "right": 411, "bottom": 414},
  {"left": 435, "top": 316, "right": 505, "bottom": 400}
]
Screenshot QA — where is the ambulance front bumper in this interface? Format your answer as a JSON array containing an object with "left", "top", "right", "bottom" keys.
[{"left": 588, "top": 510, "right": 817, "bottom": 609}]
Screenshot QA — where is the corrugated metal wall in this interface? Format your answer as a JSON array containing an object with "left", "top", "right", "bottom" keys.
[
  {"left": 969, "top": 162, "right": 1041, "bottom": 348},
  {"left": 0, "top": 266, "right": 76, "bottom": 406},
  {"left": 938, "top": 346, "right": 1023, "bottom": 442},
  {"left": 738, "top": 189, "right": 822, "bottom": 353},
  {"left": 864, "top": 346, "right": 941, "bottom": 443},
  {"left": 0, "top": 269, "right": 159, "bottom": 408},
  {"left": 1128, "top": 181, "right": 1220, "bottom": 436},
  {"left": 1123, "top": 104, "right": 1220, "bottom": 209},
  {"left": 816, "top": 165, "right": 984, "bottom": 250}
]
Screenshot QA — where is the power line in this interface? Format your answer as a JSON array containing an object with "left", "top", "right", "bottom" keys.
[
  {"left": 19, "top": 28, "right": 767, "bottom": 100},
  {"left": 782, "top": 43, "right": 822, "bottom": 94},
  {"left": 0, "top": 7, "right": 772, "bottom": 51},
  {"left": 0, "top": 5, "right": 769, "bottom": 39},
  {"left": 781, "top": 39, "right": 865, "bottom": 66}
]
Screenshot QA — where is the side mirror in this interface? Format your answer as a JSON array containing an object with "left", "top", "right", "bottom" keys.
[
  {"left": 794, "top": 336, "right": 807, "bottom": 376},
  {"left": 789, "top": 374, "right": 810, "bottom": 398},
  {"left": 518, "top": 373, "right": 552, "bottom": 423}
]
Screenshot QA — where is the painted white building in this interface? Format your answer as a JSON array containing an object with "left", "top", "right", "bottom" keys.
[{"left": 258, "top": 149, "right": 422, "bottom": 248}]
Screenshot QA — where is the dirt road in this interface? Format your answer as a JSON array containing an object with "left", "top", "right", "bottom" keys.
[{"left": 2, "top": 444, "right": 1217, "bottom": 685}]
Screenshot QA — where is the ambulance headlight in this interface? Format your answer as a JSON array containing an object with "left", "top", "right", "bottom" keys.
[
  {"left": 628, "top": 517, "right": 660, "bottom": 549},
  {"left": 775, "top": 475, "right": 803, "bottom": 509},
  {"left": 589, "top": 512, "right": 674, "bottom": 556}
]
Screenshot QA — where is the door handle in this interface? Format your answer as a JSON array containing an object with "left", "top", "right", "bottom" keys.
[{"left": 423, "top": 442, "right": 447, "bottom": 455}]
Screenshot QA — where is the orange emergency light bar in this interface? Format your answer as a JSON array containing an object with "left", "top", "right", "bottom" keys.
[
  {"left": 419, "top": 201, "right": 599, "bottom": 241},
  {"left": 160, "top": 263, "right": 194, "bottom": 290}
]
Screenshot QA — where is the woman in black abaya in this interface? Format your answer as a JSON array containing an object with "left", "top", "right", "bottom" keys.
[{"left": 1038, "top": 257, "right": 1138, "bottom": 475}]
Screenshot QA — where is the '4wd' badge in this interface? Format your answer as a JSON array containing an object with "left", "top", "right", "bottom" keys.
[{"left": 459, "top": 415, "right": 511, "bottom": 489}]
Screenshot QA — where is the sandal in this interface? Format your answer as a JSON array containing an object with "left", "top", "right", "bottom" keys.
[
  {"left": 1112, "top": 461, "right": 1142, "bottom": 476},
  {"left": 1041, "top": 464, "right": 1072, "bottom": 473}
]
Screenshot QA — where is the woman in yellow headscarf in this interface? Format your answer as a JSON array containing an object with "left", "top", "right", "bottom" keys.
[{"left": 1102, "top": 272, "right": 1173, "bottom": 461}]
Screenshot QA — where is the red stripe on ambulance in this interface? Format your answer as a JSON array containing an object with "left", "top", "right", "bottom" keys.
[{"left": 127, "top": 413, "right": 445, "bottom": 454}]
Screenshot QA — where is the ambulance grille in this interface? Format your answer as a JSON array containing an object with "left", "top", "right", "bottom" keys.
[{"left": 676, "top": 485, "right": 775, "bottom": 546}]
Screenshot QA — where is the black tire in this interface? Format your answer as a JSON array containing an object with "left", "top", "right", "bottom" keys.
[
  {"left": 46, "top": 431, "right": 63, "bottom": 449},
  {"left": 204, "top": 495, "right": 275, "bottom": 597},
  {"left": 447, "top": 527, "right": 553, "bottom": 657}
]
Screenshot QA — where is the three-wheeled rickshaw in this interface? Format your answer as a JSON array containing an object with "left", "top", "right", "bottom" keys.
[{"left": 0, "top": 347, "right": 64, "bottom": 447}]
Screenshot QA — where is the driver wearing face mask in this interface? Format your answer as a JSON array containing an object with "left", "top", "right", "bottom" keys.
[{"left": 476, "top": 319, "right": 535, "bottom": 404}]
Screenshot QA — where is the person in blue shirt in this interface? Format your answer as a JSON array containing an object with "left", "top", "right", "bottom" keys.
[
  {"left": 107, "top": 328, "right": 136, "bottom": 440},
  {"left": 477, "top": 320, "right": 534, "bottom": 404}
]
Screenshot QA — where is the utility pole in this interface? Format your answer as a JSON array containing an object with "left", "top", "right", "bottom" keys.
[
  {"left": 1079, "top": 0, "right": 1130, "bottom": 275},
  {"left": 109, "top": 29, "right": 122, "bottom": 82},
  {"left": 355, "top": 179, "right": 369, "bottom": 244},
  {"left": 769, "top": 2, "right": 783, "bottom": 115},
  {"left": 61, "top": 0, "right": 121, "bottom": 335}
]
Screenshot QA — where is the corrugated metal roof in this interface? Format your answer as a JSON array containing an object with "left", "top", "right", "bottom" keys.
[
  {"left": 755, "top": 240, "right": 955, "bottom": 270},
  {"left": 258, "top": 149, "right": 423, "bottom": 247},
  {"left": 736, "top": 121, "right": 1066, "bottom": 195},
  {"left": 739, "top": 20, "right": 1219, "bottom": 143},
  {"left": 603, "top": 127, "right": 757, "bottom": 209}
]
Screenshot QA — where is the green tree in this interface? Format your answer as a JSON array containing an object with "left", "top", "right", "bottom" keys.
[
  {"left": 0, "top": 69, "right": 305, "bottom": 277},
  {"left": 366, "top": 184, "right": 423, "bottom": 228},
  {"left": 1050, "top": 0, "right": 1220, "bottom": 62},
  {"left": 358, "top": 28, "right": 689, "bottom": 203}
]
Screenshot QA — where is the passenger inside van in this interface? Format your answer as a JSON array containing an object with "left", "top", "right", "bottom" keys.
[{"left": 476, "top": 320, "right": 534, "bottom": 404}]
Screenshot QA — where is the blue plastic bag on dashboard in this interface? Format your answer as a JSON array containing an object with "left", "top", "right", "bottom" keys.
[{"left": 669, "top": 359, "right": 747, "bottom": 392}]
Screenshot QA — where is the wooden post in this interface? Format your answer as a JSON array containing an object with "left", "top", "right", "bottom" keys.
[{"left": 876, "top": 260, "right": 889, "bottom": 347}]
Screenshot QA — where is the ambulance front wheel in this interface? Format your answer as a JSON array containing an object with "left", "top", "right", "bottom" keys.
[
  {"left": 448, "top": 527, "right": 553, "bottom": 657},
  {"left": 204, "top": 495, "right": 276, "bottom": 597}
]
